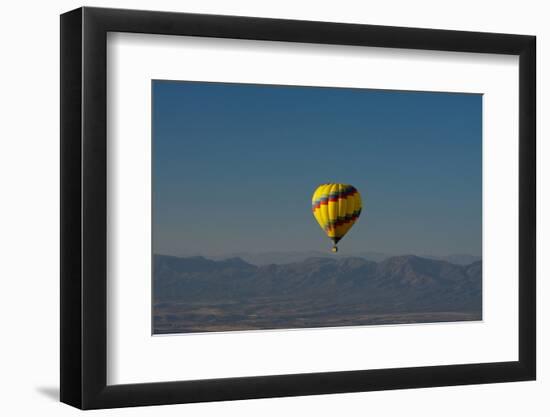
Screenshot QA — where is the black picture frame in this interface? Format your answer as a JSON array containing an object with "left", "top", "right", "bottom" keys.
[{"left": 60, "top": 6, "right": 536, "bottom": 410}]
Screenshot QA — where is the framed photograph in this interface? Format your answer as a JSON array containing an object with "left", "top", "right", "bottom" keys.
[{"left": 60, "top": 6, "right": 536, "bottom": 409}]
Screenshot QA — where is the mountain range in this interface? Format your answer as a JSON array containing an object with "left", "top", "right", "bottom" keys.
[
  {"left": 153, "top": 254, "right": 482, "bottom": 334},
  {"left": 202, "top": 251, "right": 481, "bottom": 266}
]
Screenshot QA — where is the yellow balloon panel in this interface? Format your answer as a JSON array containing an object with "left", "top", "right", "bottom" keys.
[{"left": 311, "top": 183, "right": 362, "bottom": 246}]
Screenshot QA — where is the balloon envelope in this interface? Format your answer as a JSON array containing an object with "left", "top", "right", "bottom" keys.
[{"left": 311, "top": 183, "right": 362, "bottom": 250}]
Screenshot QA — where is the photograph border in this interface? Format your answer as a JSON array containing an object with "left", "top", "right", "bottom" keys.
[{"left": 60, "top": 6, "right": 536, "bottom": 409}]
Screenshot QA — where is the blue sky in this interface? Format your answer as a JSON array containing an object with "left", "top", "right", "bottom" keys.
[{"left": 152, "top": 81, "right": 482, "bottom": 257}]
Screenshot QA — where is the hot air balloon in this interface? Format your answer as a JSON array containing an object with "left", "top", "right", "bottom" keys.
[{"left": 311, "top": 183, "right": 362, "bottom": 252}]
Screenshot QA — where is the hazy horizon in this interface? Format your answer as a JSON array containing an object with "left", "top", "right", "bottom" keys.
[
  {"left": 153, "top": 249, "right": 481, "bottom": 259},
  {"left": 152, "top": 251, "right": 482, "bottom": 268}
]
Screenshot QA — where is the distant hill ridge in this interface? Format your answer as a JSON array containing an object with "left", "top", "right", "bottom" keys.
[
  {"left": 154, "top": 254, "right": 482, "bottom": 315},
  {"left": 191, "top": 251, "right": 481, "bottom": 266}
]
